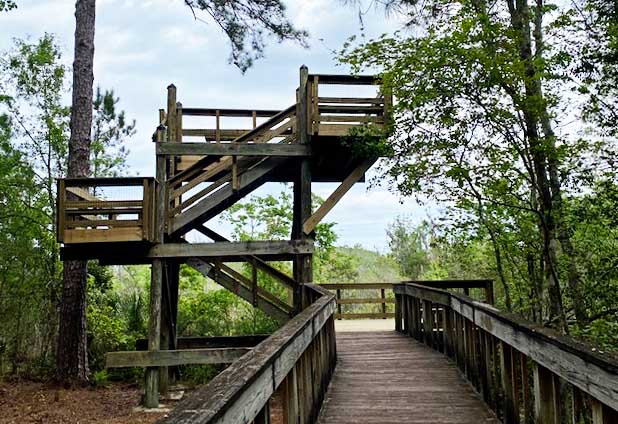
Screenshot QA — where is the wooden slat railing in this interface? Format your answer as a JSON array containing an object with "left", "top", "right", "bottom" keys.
[
  {"left": 57, "top": 177, "right": 155, "bottom": 244},
  {"left": 319, "top": 283, "right": 394, "bottom": 320},
  {"left": 394, "top": 282, "right": 618, "bottom": 424},
  {"left": 159, "top": 284, "right": 337, "bottom": 424},
  {"left": 320, "top": 280, "right": 493, "bottom": 320},
  {"left": 307, "top": 73, "right": 392, "bottom": 137}
]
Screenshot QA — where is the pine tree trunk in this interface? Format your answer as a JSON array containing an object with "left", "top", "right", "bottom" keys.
[{"left": 56, "top": 0, "right": 96, "bottom": 384}]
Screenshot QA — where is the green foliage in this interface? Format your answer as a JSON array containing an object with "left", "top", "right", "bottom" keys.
[
  {"left": 0, "top": 35, "right": 136, "bottom": 377},
  {"left": 342, "top": 124, "right": 393, "bottom": 159},
  {"left": 183, "top": 0, "right": 308, "bottom": 72},
  {"left": 0, "top": 0, "right": 16, "bottom": 12},
  {"left": 91, "top": 87, "right": 136, "bottom": 177}
]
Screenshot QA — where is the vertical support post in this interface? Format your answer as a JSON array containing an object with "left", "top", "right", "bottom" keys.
[
  {"left": 443, "top": 306, "right": 451, "bottom": 356},
  {"left": 500, "top": 342, "right": 518, "bottom": 424},
  {"left": 395, "top": 293, "right": 402, "bottom": 332},
  {"left": 592, "top": 399, "right": 618, "bottom": 424},
  {"left": 144, "top": 130, "right": 169, "bottom": 408},
  {"left": 144, "top": 260, "right": 162, "bottom": 408},
  {"left": 251, "top": 259, "right": 258, "bottom": 307},
  {"left": 57, "top": 179, "right": 66, "bottom": 242},
  {"left": 336, "top": 289, "right": 342, "bottom": 319},
  {"left": 160, "top": 260, "right": 180, "bottom": 394},
  {"left": 405, "top": 296, "right": 413, "bottom": 336},
  {"left": 215, "top": 109, "right": 221, "bottom": 143},
  {"left": 166, "top": 85, "right": 177, "bottom": 177},
  {"left": 292, "top": 65, "right": 312, "bottom": 313},
  {"left": 254, "top": 400, "right": 271, "bottom": 424},
  {"left": 520, "top": 354, "right": 533, "bottom": 424},
  {"left": 380, "top": 288, "right": 387, "bottom": 318},
  {"left": 423, "top": 300, "right": 433, "bottom": 347},
  {"left": 283, "top": 365, "right": 299, "bottom": 424},
  {"left": 485, "top": 280, "right": 495, "bottom": 305},
  {"left": 533, "top": 363, "right": 560, "bottom": 424},
  {"left": 410, "top": 297, "right": 419, "bottom": 339},
  {"left": 481, "top": 331, "right": 495, "bottom": 410},
  {"left": 402, "top": 293, "right": 409, "bottom": 334}
]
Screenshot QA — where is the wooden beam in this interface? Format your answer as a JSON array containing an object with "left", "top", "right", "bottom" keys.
[
  {"left": 187, "top": 258, "right": 290, "bottom": 323},
  {"left": 106, "top": 348, "right": 250, "bottom": 368},
  {"left": 182, "top": 107, "right": 281, "bottom": 117},
  {"left": 148, "top": 240, "right": 313, "bottom": 259},
  {"left": 135, "top": 335, "right": 268, "bottom": 351},
  {"left": 156, "top": 142, "right": 311, "bottom": 157},
  {"left": 320, "top": 283, "right": 394, "bottom": 290},
  {"left": 196, "top": 226, "right": 297, "bottom": 289},
  {"left": 169, "top": 156, "right": 289, "bottom": 235},
  {"left": 303, "top": 158, "right": 375, "bottom": 235},
  {"left": 309, "top": 73, "right": 381, "bottom": 85}
]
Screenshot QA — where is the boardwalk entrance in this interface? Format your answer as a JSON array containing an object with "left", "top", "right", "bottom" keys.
[{"left": 318, "top": 329, "right": 499, "bottom": 424}]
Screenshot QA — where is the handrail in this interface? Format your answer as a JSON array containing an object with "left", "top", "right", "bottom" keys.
[
  {"left": 394, "top": 282, "right": 618, "bottom": 423},
  {"left": 320, "top": 283, "right": 394, "bottom": 320},
  {"left": 159, "top": 284, "right": 337, "bottom": 424}
]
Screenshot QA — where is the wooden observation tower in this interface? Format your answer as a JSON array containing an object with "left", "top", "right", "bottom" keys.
[{"left": 56, "top": 66, "right": 392, "bottom": 406}]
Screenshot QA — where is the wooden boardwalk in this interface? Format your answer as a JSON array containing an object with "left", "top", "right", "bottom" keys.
[{"left": 317, "top": 330, "right": 499, "bottom": 424}]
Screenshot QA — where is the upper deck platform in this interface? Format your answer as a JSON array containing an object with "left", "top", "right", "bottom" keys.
[{"left": 57, "top": 70, "right": 392, "bottom": 247}]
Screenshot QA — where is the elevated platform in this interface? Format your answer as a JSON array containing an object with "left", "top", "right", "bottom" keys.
[{"left": 57, "top": 71, "right": 392, "bottom": 247}]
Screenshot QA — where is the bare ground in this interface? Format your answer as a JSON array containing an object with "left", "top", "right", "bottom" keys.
[{"left": 0, "top": 381, "right": 165, "bottom": 424}]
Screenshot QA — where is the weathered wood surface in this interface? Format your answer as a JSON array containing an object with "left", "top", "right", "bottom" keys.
[
  {"left": 158, "top": 285, "right": 336, "bottom": 424},
  {"left": 106, "top": 348, "right": 250, "bottom": 368},
  {"left": 317, "top": 331, "right": 499, "bottom": 424},
  {"left": 394, "top": 282, "right": 618, "bottom": 421},
  {"left": 157, "top": 143, "right": 311, "bottom": 157},
  {"left": 135, "top": 335, "right": 268, "bottom": 351},
  {"left": 148, "top": 240, "right": 313, "bottom": 259}
]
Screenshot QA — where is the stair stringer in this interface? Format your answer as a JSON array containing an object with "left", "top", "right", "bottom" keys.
[{"left": 187, "top": 258, "right": 291, "bottom": 324}]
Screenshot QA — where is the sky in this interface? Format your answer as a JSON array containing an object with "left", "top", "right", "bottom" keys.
[{"left": 0, "top": 0, "right": 439, "bottom": 251}]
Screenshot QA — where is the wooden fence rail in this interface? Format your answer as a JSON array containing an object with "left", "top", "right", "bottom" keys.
[
  {"left": 159, "top": 284, "right": 337, "bottom": 424},
  {"left": 57, "top": 177, "right": 155, "bottom": 244},
  {"left": 319, "top": 283, "right": 394, "bottom": 320},
  {"left": 394, "top": 282, "right": 618, "bottom": 424}
]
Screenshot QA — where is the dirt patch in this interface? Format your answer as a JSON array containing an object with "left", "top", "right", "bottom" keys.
[{"left": 0, "top": 381, "right": 166, "bottom": 424}]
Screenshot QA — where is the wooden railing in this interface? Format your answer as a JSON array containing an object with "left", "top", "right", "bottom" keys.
[
  {"left": 159, "top": 284, "right": 337, "bottom": 424},
  {"left": 319, "top": 280, "right": 492, "bottom": 320},
  {"left": 307, "top": 74, "right": 392, "bottom": 137},
  {"left": 320, "top": 283, "right": 395, "bottom": 320},
  {"left": 57, "top": 177, "right": 155, "bottom": 244},
  {"left": 394, "top": 282, "right": 618, "bottom": 424}
]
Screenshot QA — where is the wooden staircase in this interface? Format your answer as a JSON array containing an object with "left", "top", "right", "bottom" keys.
[{"left": 57, "top": 66, "right": 392, "bottom": 407}]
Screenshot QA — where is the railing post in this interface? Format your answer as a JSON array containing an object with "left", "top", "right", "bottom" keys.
[
  {"left": 520, "top": 354, "right": 533, "bottom": 424},
  {"left": 500, "top": 342, "right": 518, "bottom": 424},
  {"left": 395, "top": 293, "right": 402, "bottom": 332},
  {"left": 533, "top": 363, "right": 560, "bottom": 424},
  {"left": 406, "top": 296, "right": 413, "bottom": 337},
  {"left": 402, "top": 293, "right": 409, "bottom": 334},
  {"left": 336, "top": 289, "right": 342, "bottom": 319},
  {"left": 423, "top": 300, "right": 433, "bottom": 347},
  {"left": 443, "top": 306, "right": 452, "bottom": 357},
  {"left": 254, "top": 401, "right": 271, "bottom": 424},
  {"left": 144, "top": 259, "right": 162, "bottom": 408},
  {"left": 592, "top": 399, "right": 618, "bottom": 424},
  {"left": 283, "top": 366, "right": 299, "bottom": 424},
  {"left": 57, "top": 179, "right": 66, "bottom": 242}
]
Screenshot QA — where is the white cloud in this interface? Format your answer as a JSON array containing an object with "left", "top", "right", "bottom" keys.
[{"left": 0, "top": 0, "right": 416, "bottom": 250}]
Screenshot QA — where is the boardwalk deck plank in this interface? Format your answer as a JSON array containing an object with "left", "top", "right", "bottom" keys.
[{"left": 317, "top": 331, "right": 500, "bottom": 424}]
